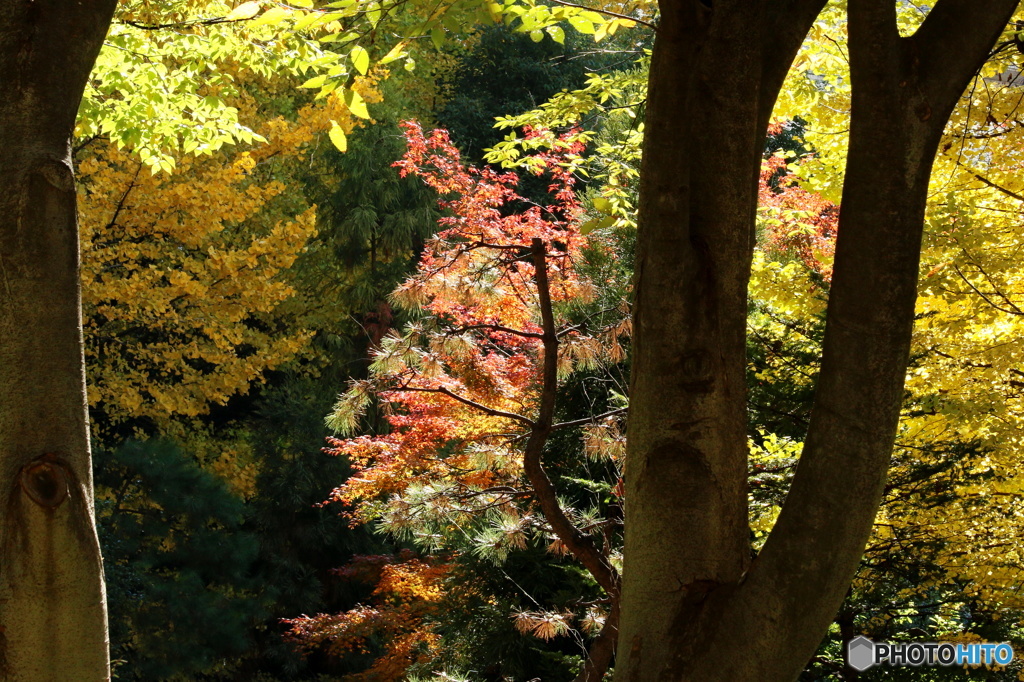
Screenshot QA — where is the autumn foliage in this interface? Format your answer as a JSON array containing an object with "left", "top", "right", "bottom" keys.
[
  {"left": 78, "top": 78, "right": 381, "bottom": 438},
  {"left": 286, "top": 122, "right": 629, "bottom": 679},
  {"left": 286, "top": 551, "right": 449, "bottom": 682},
  {"left": 758, "top": 123, "right": 838, "bottom": 280},
  {"left": 326, "top": 122, "right": 586, "bottom": 508}
]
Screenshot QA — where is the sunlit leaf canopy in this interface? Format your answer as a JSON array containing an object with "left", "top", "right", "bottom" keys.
[
  {"left": 79, "top": 0, "right": 655, "bottom": 171},
  {"left": 62, "top": 0, "right": 1024, "bottom": 676}
]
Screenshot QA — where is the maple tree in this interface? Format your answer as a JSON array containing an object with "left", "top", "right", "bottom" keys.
[
  {"left": 1, "top": 0, "right": 640, "bottom": 671},
  {"left": 286, "top": 551, "right": 450, "bottom": 681},
  {"left": 9, "top": 0, "right": 1024, "bottom": 679},
  {"left": 287, "top": 121, "right": 631, "bottom": 680}
]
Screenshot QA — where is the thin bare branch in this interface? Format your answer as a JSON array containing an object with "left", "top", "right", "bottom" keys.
[
  {"left": 551, "top": 407, "right": 628, "bottom": 431},
  {"left": 543, "top": 0, "right": 656, "bottom": 31},
  {"left": 389, "top": 385, "right": 536, "bottom": 427}
]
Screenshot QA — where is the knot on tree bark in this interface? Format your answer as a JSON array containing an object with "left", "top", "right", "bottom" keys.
[
  {"left": 34, "top": 160, "right": 75, "bottom": 193},
  {"left": 19, "top": 456, "right": 69, "bottom": 509}
]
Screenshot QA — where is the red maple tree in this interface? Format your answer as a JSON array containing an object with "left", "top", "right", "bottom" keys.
[{"left": 286, "top": 122, "right": 629, "bottom": 681}]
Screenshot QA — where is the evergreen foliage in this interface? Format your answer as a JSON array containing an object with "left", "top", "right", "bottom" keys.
[{"left": 96, "top": 440, "right": 262, "bottom": 680}]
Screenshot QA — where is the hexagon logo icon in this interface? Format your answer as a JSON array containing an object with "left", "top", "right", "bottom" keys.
[{"left": 848, "top": 636, "right": 876, "bottom": 671}]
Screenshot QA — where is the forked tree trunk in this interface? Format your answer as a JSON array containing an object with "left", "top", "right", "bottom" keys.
[
  {"left": 0, "top": 1, "right": 116, "bottom": 679},
  {"left": 617, "top": 1, "right": 827, "bottom": 676},
  {"left": 618, "top": 1, "right": 1018, "bottom": 680}
]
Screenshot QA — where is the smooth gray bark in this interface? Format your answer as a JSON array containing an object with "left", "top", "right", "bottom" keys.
[{"left": 0, "top": 1, "right": 116, "bottom": 678}]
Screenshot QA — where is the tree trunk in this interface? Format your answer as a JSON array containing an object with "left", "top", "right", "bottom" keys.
[
  {"left": 0, "top": 1, "right": 116, "bottom": 679},
  {"left": 618, "top": 0, "right": 1018, "bottom": 680},
  {"left": 617, "top": 1, "right": 827, "bottom": 677}
]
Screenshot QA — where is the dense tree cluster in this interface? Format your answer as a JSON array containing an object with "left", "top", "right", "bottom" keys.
[{"left": 5, "top": 1, "right": 1024, "bottom": 681}]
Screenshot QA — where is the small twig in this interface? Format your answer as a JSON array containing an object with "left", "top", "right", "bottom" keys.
[
  {"left": 447, "top": 323, "right": 544, "bottom": 339},
  {"left": 120, "top": 15, "right": 251, "bottom": 30},
  {"left": 551, "top": 407, "right": 628, "bottom": 431},
  {"left": 544, "top": 0, "right": 657, "bottom": 31},
  {"left": 971, "top": 171, "right": 1024, "bottom": 203}
]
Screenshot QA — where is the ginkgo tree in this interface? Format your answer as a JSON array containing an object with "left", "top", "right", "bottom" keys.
[
  {"left": 78, "top": 72, "right": 385, "bottom": 439},
  {"left": 0, "top": 0, "right": 640, "bottom": 677},
  {"left": 8, "top": 0, "right": 1024, "bottom": 679}
]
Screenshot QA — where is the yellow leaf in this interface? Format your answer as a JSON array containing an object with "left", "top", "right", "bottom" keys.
[
  {"left": 343, "top": 89, "right": 370, "bottom": 119},
  {"left": 253, "top": 6, "right": 291, "bottom": 26},
  {"left": 299, "top": 74, "right": 328, "bottom": 89},
  {"left": 350, "top": 45, "right": 370, "bottom": 75},
  {"left": 380, "top": 41, "right": 407, "bottom": 65},
  {"left": 329, "top": 121, "right": 348, "bottom": 152},
  {"left": 226, "top": 1, "right": 261, "bottom": 20}
]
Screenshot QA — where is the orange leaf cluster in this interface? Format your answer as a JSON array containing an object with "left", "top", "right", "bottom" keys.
[
  {"left": 284, "top": 551, "right": 449, "bottom": 681},
  {"left": 304, "top": 124, "right": 631, "bottom": 674},
  {"left": 325, "top": 123, "right": 625, "bottom": 521},
  {"left": 759, "top": 154, "right": 838, "bottom": 280}
]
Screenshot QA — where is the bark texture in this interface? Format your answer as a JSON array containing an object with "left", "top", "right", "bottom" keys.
[
  {"left": 0, "top": 1, "right": 116, "bottom": 679},
  {"left": 618, "top": 1, "right": 1018, "bottom": 680},
  {"left": 617, "top": 1, "right": 827, "bottom": 677}
]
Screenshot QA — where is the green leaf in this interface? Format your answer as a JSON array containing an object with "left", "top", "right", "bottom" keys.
[
  {"left": 329, "top": 121, "right": 348, "bottom": 152},
  {"left": 546, "top": 25, "right": 565, "bottom": 44},
  {"left": 580, "top": 215, "right": 615, "bottom": 235},
  {"left": 431, "top": 27, "right": 445, "bottom": 50},
  {"left": 350, "top": 45, "right": 370, "bottom": 75},
  {"left": 592, "top": 196, "right": 612, "bottom": 213},
  {"left": 529, "top": 29, "right": 544, "bottom": 42}
]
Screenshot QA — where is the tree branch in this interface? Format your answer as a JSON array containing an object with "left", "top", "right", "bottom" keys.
[
  {"left": 551, "top": 407, "right": 628, "bottom": 431},
  {"left": 119, "top": 15, "right": 252, "bottom": 30},
  {"left": 543, "top": 0, "right": 656, "bottom": 31},
  {"left": 572, "top": 599, "right": 620, "bottom": 682},
  {"left": 971, "top": 170, "right": 1024, "bottom": 203},
  {"left": 521, "top": 237, "right": 619, "bottom": 681},
  {"left": 446, "top": 323, "right": 543, "bottom": 339},
  {"left": 911, "top": 0, "right": 1020, "bottom": 112},
  {"left": 389, "top": 385, "right": 536, "bottom": 428},
  {"left": 527, "top": 241, "right": 617, "bottom": 569}
]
